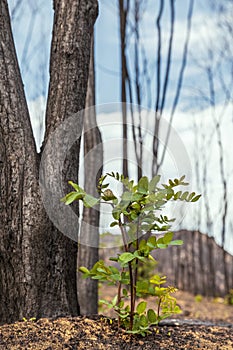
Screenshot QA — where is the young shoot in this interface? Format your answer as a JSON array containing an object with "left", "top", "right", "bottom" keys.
[{"left": 61, "top": 173, "right": 201, "bottom": 336}]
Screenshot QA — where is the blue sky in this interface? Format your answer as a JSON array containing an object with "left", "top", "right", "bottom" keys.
[
  {"left": 7, "top": 0, "right": 233, "bottom": 253},
  {"left": 8, "top": 0, "right": 211, "bottom": 105}
]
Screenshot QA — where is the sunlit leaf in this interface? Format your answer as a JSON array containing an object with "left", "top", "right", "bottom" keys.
[
  {"left": 180, "top": 191, "right": 189, "bottom": 200},
  {"left": 118, "top": 252, "right": 135, "bottom": 264},
  {"left": 68, "top": 181, "right": 84, "bottom": 193},
  {"left": 148, "top": 175, "right": 160, "bottom": 192},
  {"left": 110, "top": 221, "right": 119, "bottom": 227},
  {"left": 61, "top": 192, "right": 83, "bottom": 205},
  {"left": 136, "top": 301, "right": 147, "bottom": 314},
  {"left": 147, "top": 309, "right": 157, "bottom": 323},
  {"left": 83, "top": 194, "right": 99, "bottom": 207},
  {"left": 163, "top": 231, "right": 173, "bottom": 244},
  {"left": 169, "top": 240, "right": 183, "bottom": 246},
  {"left": 191, "top": 194, "right": 201, "bottom": 202},
  {"left": 137, "top": 176, "right": 149, "bottom": 194},
  {"left": 79, "top": 266, "right": 90, "bottom": 274}
]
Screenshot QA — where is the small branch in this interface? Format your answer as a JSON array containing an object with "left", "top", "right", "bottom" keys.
[
  {"left": 157, "top": 298, "right": 162, "bottom": 319},
  {"left": 132, "top": 217, "right": 140, "bottom": 312},
  {"left": 117, "top": 279, "right": 122, "bottom": 329},
  {"left": 128, "top": 261, "right": 134, "bottom": 331},
  {"left": 119, "top": 218, "right": 129, "bottom": 252}
]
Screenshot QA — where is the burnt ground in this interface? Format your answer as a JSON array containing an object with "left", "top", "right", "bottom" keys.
[{"left": 0, "top": 288, "right": 232, "bottom": 349}]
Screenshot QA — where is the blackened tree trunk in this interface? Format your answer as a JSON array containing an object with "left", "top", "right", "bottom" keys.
[
  {"left": 0, "top": 0, "right": 98, "bottom": 324},
  {"left": 119, "top": 0, "right": 129, "bottom": 178},
  {"left": 77, "top": 37, "right": 103, "bottom": 315}
]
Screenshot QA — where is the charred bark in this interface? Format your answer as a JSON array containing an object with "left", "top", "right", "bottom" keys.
[
  {"left": 77, "top": 37, "right": 103, "bottom": 315},
  {"left": 0, "top": 0, "right": 98, "bottom": 324}
]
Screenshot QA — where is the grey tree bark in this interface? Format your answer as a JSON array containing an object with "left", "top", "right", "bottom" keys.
[
  {"left": 119, "top": 0, "right": 129, "bottom": 178},
  {"left": 77, "top": 37, "right": 103, "bottom": 315},
  {"left": 0, "top": 0, "right": 98, "bottom": 324}
]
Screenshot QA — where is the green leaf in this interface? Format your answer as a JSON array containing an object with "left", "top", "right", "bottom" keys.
[
  {"left": 111, "top": 274, "right": 121, "bottom": 281},
  {"left": 109, "top": 257, "right": 118, "bottom": 262},
  {"left": 96, "top": 267, "right": 109, "bottom": 274},
  {"left": 68, "top": 181, "right": 84, "bottom": 193},
  {"left": 110, "top": 221, "right": 119, "bottom": 227},
  {"left": 61, "top": 192, "right": 83, "bottom": 205},
  {"left": 130, "top": 202, "right": 141, "bottom": 210},
  {"left": 102, "top": 189, "right": 117, "bottom": 201},
  {"left": 148, "top": 175, "right": 161, "bottom": 192},
  {"left": 113, "top": 295, "right": 120, "bottom": 306},
  {"left": 147, "top": 309, "right": 157, "bottom": 323},
  {"left": 180, "top": 191, "right": 189, "bottom": 200},
  {"left": 166, "top": 188, "right": 174, "bottom": 200},
  {"left": 139, "top": 314, "right": 148, "bottom": 327},
  {"left": 83, "top": 194, "right": 99, "bottom": 208},
  {"left": 157, "top": 237, "right": 164, "bottom": 244},
  {"left": 99, "top": 299, "right": 111, "bottom": 307},
  {"left": 157, "top": 243, "right": 168, "bottom": 249},
  {"left": 147, "top": 236, "right": 157, "bottom": 248},
  {"left": 123, "top": 288, "right": 128, "bottom": 297},
  {"left": 150, "top": 275, "right": 166, "bottom": 285},
  {"left": 120, "top": 271, "right": 130, "bottom": 284},
  {"left": 134, "top": 191, "right": 144, "bottom": 200},
  {"left": 174, "top": 191, "right": 182, "bottom": 200},
  {"left": 101, "top": 183, "right": 109, "bottom": 189},
  {"left": 130, "top": 211, "right": 138, "bottom": 220},
  {"left": 137, "top": 176, "right": 149, "bottom": 194},
  {"left": 148, "top": 254, "right": 156, "bottom": 262},
  {"left": 163, "top": 231, "right": 173, "bottom": 244},
  {"left": 169, "top": 240, "right": 183, "bottom": 246},
  {"left": 122, "top": 191, "right": 133, "bottom": 201},
  {"left": 169, "top": 179, "right": 174, "bottom": 186},
  {"left": 91, "top": 275, "right": 106, "bottom": 280},
  {"left": 79, "top": 266, "right": 90, "bottom": 274},
  {"left": 136, "top": 301, "right": 147, "bottom": 314},
  {"left": 187, "top": 192, "right": 196, "bottom": 201},
  {"left": 118, "top": 300, "right": 124, "bottom": 308},
  {"left": 118, "top": 252, "right": 135, "bottom": 264},
  {"left": 191, "top": 194, "right": 201, "bottom": 202},
  {"left": 112, "top": 207, "right": 121, "bottom": 220},
  {"left": 109, "top": 266, "right": 119, "bottom": 274},
  {"left": 139, "top": 239, "right": 147, "bottom": 250}
]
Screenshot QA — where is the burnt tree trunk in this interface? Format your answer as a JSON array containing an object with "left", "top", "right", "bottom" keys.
[
  {"left": 119, "top": 0, "right": 129, "bottom": 178},
  {"left": 0, "top": 0, "right": 98, "bottom": 324},
  {"left": 154, "top": 230, "right": 233, "bottom": 297},
  {"left": 77, "top": 37, "right": 103, "bottom": 315}
]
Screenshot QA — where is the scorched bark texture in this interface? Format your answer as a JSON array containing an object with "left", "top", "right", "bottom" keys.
[{"left": 0, "top": 0, "right": 98, "bottom": 324}]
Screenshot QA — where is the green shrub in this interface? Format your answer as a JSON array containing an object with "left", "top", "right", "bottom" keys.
[
  {"left": 61, "top": 172, "right": 200, "bottom": 336},
  {"left": 225, "top": 289, "right": 233, "bottom": 305},
  {"left": 194, "top": 294, "right": 203, "bottom": 303}
]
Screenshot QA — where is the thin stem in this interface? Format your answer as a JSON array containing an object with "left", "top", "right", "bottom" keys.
[
  {"left": 119, "top": 216, "right": 134, "bottom": 330},
  {"left": 132, "top": 217, "right": 140, "bottom": 312},
  {"left": 119, "top": 218, "right": 128, "bottom": 252},
  {"left": 157, "top": 298, "right": 162, "bottom": 319},
  {"left": 117, "top": 278, "right": 122, "bottom": 329},
  {"left": 119, "top": 217, "right": 134, "bottom": 329},
  {"left": 128, "top": 261, "right": 134, "bottom": 330}
]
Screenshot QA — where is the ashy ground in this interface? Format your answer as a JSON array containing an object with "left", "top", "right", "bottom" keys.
[{"left": 0, "top": 288, "right": 232, "bottom": 349}]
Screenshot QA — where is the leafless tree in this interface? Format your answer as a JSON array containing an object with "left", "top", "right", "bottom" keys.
[
  {"left": 152, "top": 0, "right": 194, "bottom": 174},
  {"left": 119, "top": 0, "right": 129, "bottom": 178},
  {"left": 118, "top": 1, "right": 194, "bottom": 179},
  {"left": 77, "top": 37, "right": 103, "bottom": 315},
  {"left": 188, "top": 0, "right": 233, "bottom": 294}
]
